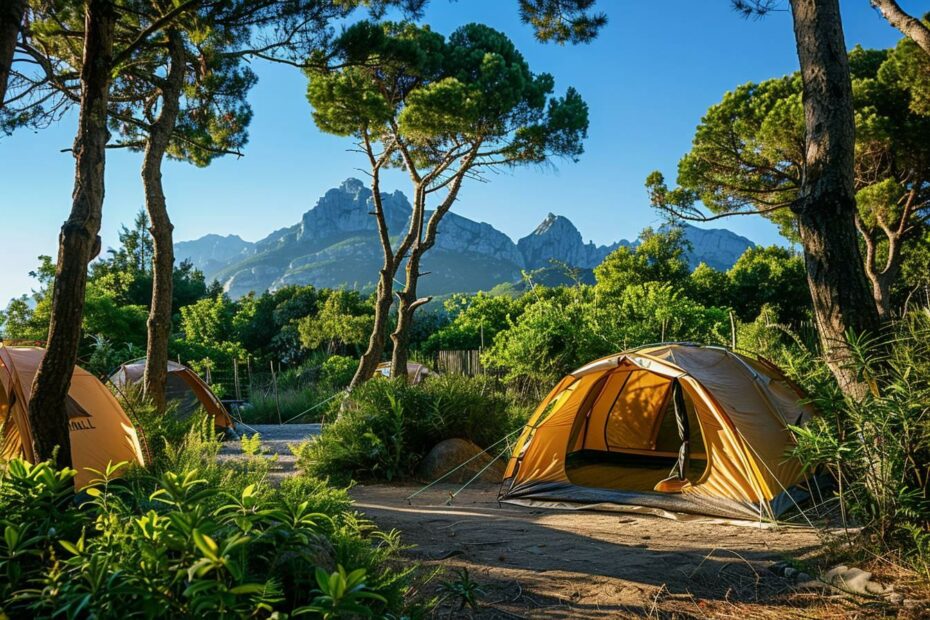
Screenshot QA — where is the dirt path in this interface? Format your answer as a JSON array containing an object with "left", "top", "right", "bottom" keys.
[
  {"left": 218, "top": 423, "right": 320, "bottom": 480},
  {"left": 350, "top": 483, "right": 842, "bottom": 618}
]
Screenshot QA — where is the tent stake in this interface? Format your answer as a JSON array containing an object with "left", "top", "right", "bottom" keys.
[{"left": 445, "top": 444, "right": 510, "bottom": 506}]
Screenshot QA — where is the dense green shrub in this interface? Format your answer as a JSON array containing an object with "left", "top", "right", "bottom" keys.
[
  {"left": 320, "top": 355, "right": 357, "bottom": 389},
  {"left": 296, "top": 374, "right": 529, "bottom": 483},
  {"left": 484, "top": 282, "right": 729, "bottom": 386},
  {"left": 0, "top": 424, "right": 420, "bottom": 618},
  {"left": 739, "top": 309, "right": 930, "bottom": 577}
]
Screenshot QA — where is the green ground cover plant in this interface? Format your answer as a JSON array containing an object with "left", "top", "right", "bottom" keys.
[{"left": 0, "top": 412, "right": 423, "bottom": 618}]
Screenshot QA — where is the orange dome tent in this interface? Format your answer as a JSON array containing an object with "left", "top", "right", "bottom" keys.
[
  {"left": 500, "top": 344, "right": 819, "bottom": 520},
  {"left": 109, "top": 359, "right": 233, "bottom": 429},
  {"left": 0, "top": 346, "right": 146, "bottom": 488}
]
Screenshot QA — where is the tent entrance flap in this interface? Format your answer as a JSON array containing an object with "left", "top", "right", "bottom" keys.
[{"left": 565, "top": 375, "right": 708, "bottom": 494}]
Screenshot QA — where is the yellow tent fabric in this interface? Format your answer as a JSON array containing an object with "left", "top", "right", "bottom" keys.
[
  {"left": 109, "top": 359, "right": 233, "bottom": 429},
  {"left": 373, "top": 361, "right": 433, "bottom": 385},
  {"left": 501, "top": 344, "right": 818, "bottom": 520},
  {"left": 0, "top": 346, "right": 146, "bottom": 488}
]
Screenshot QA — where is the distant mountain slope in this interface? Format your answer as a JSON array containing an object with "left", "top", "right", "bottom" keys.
[{"left": 175, "top": 178, "right": 755, "bottom": 297}]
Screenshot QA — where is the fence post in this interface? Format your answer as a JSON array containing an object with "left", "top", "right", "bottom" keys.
[
  {"left": 233, "top": 358, "right": 242, "bottom": 401},
  {"left": 247, "top": 355, "right": 253, "bottom": 398},
  {"left": 270, "top": 360, "right": 282, "bottom": 425}
]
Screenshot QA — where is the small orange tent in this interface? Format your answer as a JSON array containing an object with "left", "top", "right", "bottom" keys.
[
  {"left": 373, "top": 361, "right": 433, "bottom": 385},
  {"left": 501, "top": 344, "right": 818, "bottom": 520},
  {"left": 109, "top": 359, "right": 233, "bottom": 429},
  {"left": 0, "top": 346, "right": 146, "bottom": 488}
]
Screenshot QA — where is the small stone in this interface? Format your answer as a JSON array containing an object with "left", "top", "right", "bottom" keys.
[
  {"left": 823, "top": 564, "right": 848, "bottom": 583},
  {"left": 886, "top": 592, "right": 904, "bottom": 605},
  {"left": 784, "top": 566, "right": 799, "bottom": 580},
  {"left": 796, "top": 572, "right": 812, "bottom": 583},
  {"left": 793, "top": 579, "right": 825, "bottom": 592},
  {"left": 769, "top": 561, "right": 788, "bottom": 576}
]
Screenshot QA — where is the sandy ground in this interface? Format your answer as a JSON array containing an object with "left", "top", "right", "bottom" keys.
[
  {"left": 217, "top": 426, "right": 909, "bottom": 617},
  {"left": 350, "top": 483, "right": 866, "bottom": 619}
]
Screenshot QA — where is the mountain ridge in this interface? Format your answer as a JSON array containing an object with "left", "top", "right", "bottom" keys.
[{"left": 174, "top": 178, "right": 755, "bottom": 298}]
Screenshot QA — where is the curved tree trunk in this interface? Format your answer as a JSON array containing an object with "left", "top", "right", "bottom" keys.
[
  {"left": 0, "top": 0, "right": 27, "bottom": 108},
  {"left": 859, "top": 216, "right": 907, "bottom": 321},
  {"left": 350, "top": 273, "right": 394, "bottom": 389},
  {"left": 142, "top": 30, "right": 185, "bottom": 413},
  {"left": 388, "top": 149, "right": 478, "bottom": 379},
  {"left": 790, "top": 0, "right": 882, "bottom": 398},
  {"left": 349, "top": 157, "right": 418, "bottom": 390},
  {"left": 870, "top": 0, "right": 930, "bottom": 57},
  {"left": 28, "top": 0, "right": 115, "bottom": 468},
  {"left": 390, "top": 245, "right": 431, "bottom": 380},
  {"left": 349, "top": 171, "right": 397, "bottom": 390}
]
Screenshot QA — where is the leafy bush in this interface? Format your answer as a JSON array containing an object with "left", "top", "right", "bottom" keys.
[
  {"left": 740, "top": 309, "right": 930, "bottom": 577},
  {"left": 794, "top": 324, "right": 929, "bottom": 573},
  {"left": 483, "top": 282, "right": 729, "bottom": 387},
  {"left": 321, "top": 355, "right": 357, "bottom": 389},
  {"left": 115, "top": 385, "right": 193, "bottom": 465},
  {"left": 0, "top": 432, "right": 419, "bottom": 617},
  {"left": 296, "top": 374, "right": 529, "bottom": 483}
]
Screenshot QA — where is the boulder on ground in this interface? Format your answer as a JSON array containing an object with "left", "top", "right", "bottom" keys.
[{"left": 417, "top": 438, "right": 505, "bottom": 484}]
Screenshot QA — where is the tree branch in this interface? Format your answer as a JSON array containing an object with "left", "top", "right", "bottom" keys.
[{"left": 870, "top": 0, "right": 930, "bottom": 57}]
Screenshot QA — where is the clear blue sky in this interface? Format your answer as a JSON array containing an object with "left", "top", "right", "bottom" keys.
[{"left": 0, "top": 0, "right": 915, "bottom": 304}]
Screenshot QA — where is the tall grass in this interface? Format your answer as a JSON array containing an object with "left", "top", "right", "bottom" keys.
[
  {"left": 741, "top": 308, "right": 930, "bottom": 578},
  {"left": 245, "top": 387, "right": 334, "bottom": 424},
  {"left": 240, "top": 356, "right": 351, "bottom": 424}
]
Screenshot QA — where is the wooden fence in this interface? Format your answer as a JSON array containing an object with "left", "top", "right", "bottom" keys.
[{"left": 435, "top": 349, "right": 482, "bottom": 376}]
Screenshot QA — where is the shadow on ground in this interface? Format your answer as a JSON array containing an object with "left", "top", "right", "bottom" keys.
[{"left": 350, "top": 482, "right": 866, "bottom": 619}]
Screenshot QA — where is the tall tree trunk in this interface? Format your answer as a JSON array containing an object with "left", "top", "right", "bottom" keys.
[
  {"left": 349, "top": 157, "right": 417, "bottom": 390},
  {"left": 790, "top": 0, "right": 882, "bottom": 398},
  {"left": 350, "top": 272, "right": 395, "bottom": 389},
  {"left": 870, "top": 0, "right": 930, "bottom": 57},
  {"left": 142, "top": 30, "right": 185, "bottom": 413},
  {"left": 28, "top": 0, "right": 115, "bottom": 468},
  {"left": 389, "top": 151, "right": 478, "bottom": 379},
  {"left": 390, "top": 245, "right": 431, "bottom": 380},
  {"left": 0, "top": 0, "right": 26, "bottom": 108}
]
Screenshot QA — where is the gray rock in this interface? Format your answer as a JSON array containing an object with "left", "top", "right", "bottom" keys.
[
  {"left": 417, "top": 438, "right": 505, "bottom": 483},
  {"left": 679, "top": 224, "right": 755, "bottom": 271},
  {"left": 823, "top": 565, "right": 889, "bottom": 596}
]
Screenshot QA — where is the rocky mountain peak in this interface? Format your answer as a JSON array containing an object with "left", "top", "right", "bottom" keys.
[
  {"left": 174, "top": 179, "right": 756, "bottom": 298},
  {"left": 518, "top": 212, "right": 617, "bottom": 270},
  {"left": 298, "top": 178, "right": 411, "bottom": 243},
  {"left": 532, "top": 213, "right": 580, "bottom": 238}
]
